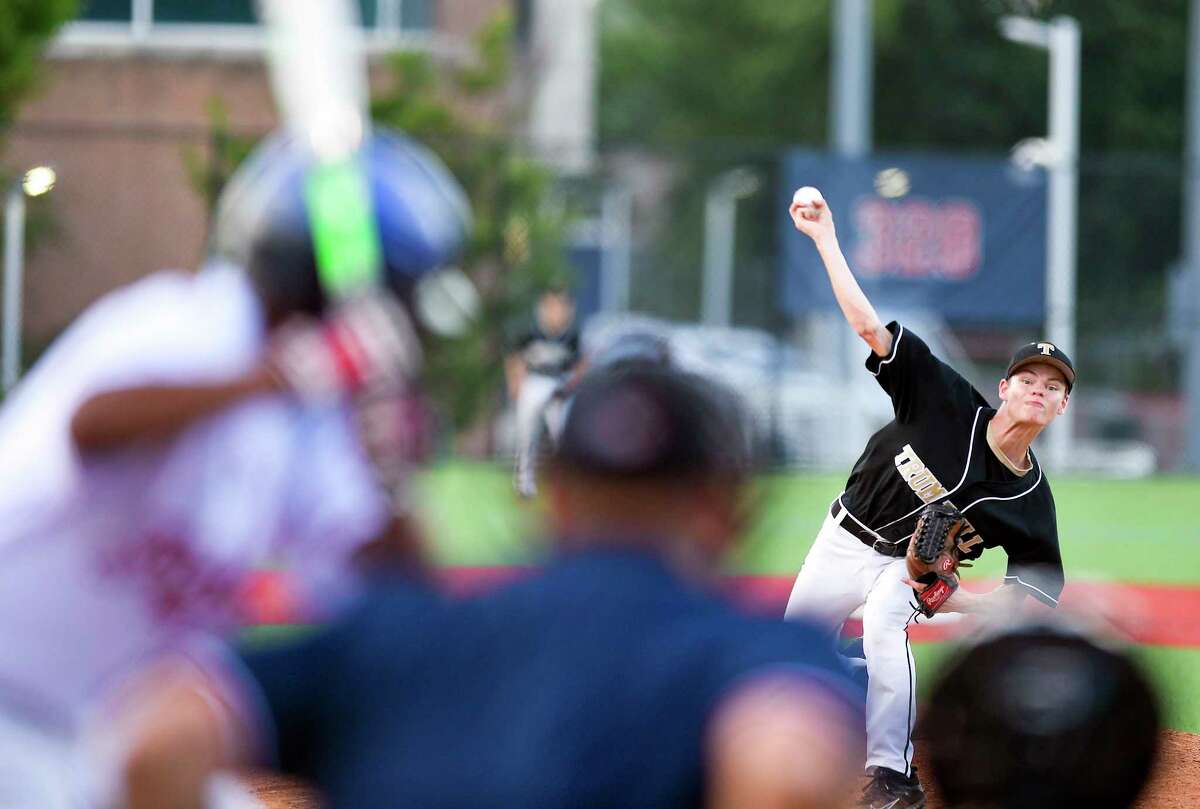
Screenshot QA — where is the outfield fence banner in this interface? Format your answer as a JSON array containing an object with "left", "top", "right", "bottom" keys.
[{"left": 779, "top": 150, "right": 1048, "bottom": 325}]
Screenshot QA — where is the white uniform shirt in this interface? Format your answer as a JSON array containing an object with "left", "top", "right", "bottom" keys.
[{"left": 0, "top": 264, "right": 389, "bottom": 730}]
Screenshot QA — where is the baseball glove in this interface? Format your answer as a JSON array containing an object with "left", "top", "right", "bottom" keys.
[{"left": 906, "top": 502, "right": 965, "bottom": 618}]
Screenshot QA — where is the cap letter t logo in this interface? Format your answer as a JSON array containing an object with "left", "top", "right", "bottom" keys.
[{"left": 1036, "top": 342, "right": 1055, "bottom": 355}]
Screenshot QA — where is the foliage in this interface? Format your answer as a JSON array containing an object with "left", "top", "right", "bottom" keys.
[
  {"left": 599, "top": 0, "right": 831, "bottom": 146},
  {"left": 181, "top": 97, "right": 257, "bottom": 231},
  {"left": 875, "top": 0, "right": 1188, "bottom": 154},
  {"left": 600, "top": 0, "right": 1188, "bottom": 152},
  {"left": 370, "top": 11, "right": 575, "bottom": 434},
  {"left": 0, "top": 0, "right": 78, "bottom": 131}
]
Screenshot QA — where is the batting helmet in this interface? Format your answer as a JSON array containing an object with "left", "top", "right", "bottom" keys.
[
  {"left": 211, "top": 128, "right": 471, "bottom": 318},
  {"left": 922, "top": 624, "right": 1160, "bottom": 809}
]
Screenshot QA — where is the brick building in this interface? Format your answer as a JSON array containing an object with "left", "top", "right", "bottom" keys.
[{"left": 6, "top": 0, "right": 504, "bottom": 343}]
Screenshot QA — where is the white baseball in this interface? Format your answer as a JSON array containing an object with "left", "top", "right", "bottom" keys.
[{"left": 791, "top": 186, "right": 824, "bottom": 221}]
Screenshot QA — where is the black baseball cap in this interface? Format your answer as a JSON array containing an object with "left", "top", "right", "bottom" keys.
[
  {"left": 1006, "top": 341, "right": 1075, "bottom": 392},
  {"left": 552, "top": 365, "right": 748, "bottom": 481}
]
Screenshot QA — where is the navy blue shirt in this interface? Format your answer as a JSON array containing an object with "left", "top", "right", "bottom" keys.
[{"left": 239, "top": 549, "right": 864, "bottom": 809}]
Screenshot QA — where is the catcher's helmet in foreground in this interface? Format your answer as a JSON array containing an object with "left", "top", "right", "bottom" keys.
[
  {"left": 922, "top": 624, "right": 1160, "bottom": 809},
  {"left": 211, "top": 129, "right": 470, "bottom": 317}
]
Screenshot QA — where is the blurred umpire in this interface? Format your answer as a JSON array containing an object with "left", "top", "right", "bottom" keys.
[
  {"left": 782, "top": 187, "right": 1074, "bottom": 809},
  {"left": 116, "top": 364, "right": 867, "bottom": 809}
]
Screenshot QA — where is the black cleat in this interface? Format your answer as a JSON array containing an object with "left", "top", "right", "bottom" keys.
[{"left": 858, "top": 766, "right": 926, "bottom": 809}]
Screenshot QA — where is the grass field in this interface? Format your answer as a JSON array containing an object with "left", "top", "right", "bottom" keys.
[
  {"left": 418, "top": 463, "right": 1200, "bottom": 584},
  {"left": 408, "top": 461, "right": 1200, "bottom": 732}
]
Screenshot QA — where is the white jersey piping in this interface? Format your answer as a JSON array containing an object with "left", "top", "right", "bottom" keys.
[
  {"left": 958, "top": 463, "right": 1044, "bottom": 514},
  {"left": 873, "top": 406, "right": 986, "bottom": 533},
  {"left": 1003, "top": 574, "right": 1060, "bottom": 606},
  {"left": 868, "top": 324, "right": 904, "bottom": 377}
]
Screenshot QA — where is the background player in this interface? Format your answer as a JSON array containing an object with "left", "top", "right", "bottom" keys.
[
  {"left": 781, "top": 188, "right": 1072, "bottom": 809},
  {"left": 923, "top": 622, "right": 1161, "bottom": 809},
  {"left": 510, "top": 327, "right": 673, "bottom": 498},
  {"left": 0, "top": 129, "right": 467, "bottom": 807},
  {"left": 506, "top": 285, "right": 583, "bottom": 497},
  {"left": 114, "top": 364, "right": 866, "bottom": 809}
]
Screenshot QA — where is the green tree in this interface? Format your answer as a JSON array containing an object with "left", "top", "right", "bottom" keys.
[
  {"left": 599, "top": 0, "right": 836, "bottom": 326},
  {"left": 600, "top": 0, "right": 831, "bottom": 146},
  {"left": 601, "top": 0, "right": 1186, "bottom": 154},
  {"left": 875, "top": 0, "right": 1186, "bottom": 154},
  {"left": 370, "top": 12, "right": 575, "bottom": 439},
  {"left": 182, "top": 98, "right": 257, "bottom": 231},
  {"left": 0, "top": 0, "right": 78, "bottom": 130}
]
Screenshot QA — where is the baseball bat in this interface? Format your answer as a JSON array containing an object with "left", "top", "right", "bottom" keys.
[{"left": 258, "top": 0, "right": 381, "bottom": 299}]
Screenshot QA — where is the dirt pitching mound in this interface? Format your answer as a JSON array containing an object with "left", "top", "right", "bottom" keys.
[{"left": 246, "top": 730, "right": 1198, "bottom": 808}]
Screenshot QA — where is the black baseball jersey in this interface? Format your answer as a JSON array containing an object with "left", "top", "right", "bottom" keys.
[
  {"left": 838, "top": 322, "right": 1064, "bottom": 606},
  {"left": 515, "top": 321, "right": 580, "bottom": 377}
]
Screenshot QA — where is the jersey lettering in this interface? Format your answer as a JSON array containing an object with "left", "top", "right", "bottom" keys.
[
  {"left": 96, "top": 529, "right": 242, "bottom": 628},
  {"left": 894, "top": 446, "right": 989, "bottom": 551},
  {"left": 942, "top": 503, "right": 984, "bottom": 554},
  {"left": 956, "top": 529, "right": 984, "bottom": 555},
  {"left": 894, "top": 444, "right": 948, "bottom": 503}
]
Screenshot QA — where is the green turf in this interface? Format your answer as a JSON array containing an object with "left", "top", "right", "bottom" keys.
[
  {"left": 416, "top": 462, "right": 1200, "bottom": 585},
  {"left": 399, "top": 462, "right": 1200, "bottom": 732},
  {"left": 735, "top": 473, "right": 1200, "bottom": 583},
  {"left": 910, "top": 643, "right": 1200, "bottom": 734},
  {"left": 414, "top": 461, "right": 541, "bottom": 566},
  {"left": 1132, "top": 646, "right": 1200, "bottom": 734}
]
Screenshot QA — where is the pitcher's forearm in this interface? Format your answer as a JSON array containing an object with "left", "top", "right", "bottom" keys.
[{"left": 814, "top": 236, "right": 892, "bottom": 357}]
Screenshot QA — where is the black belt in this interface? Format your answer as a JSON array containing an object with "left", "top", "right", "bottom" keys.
[
  {"left": 528, "top": 366, "right": 569, "bottom": 378},
  {"left": 829, "top": 501, "right": 908, "bottom": 558}
]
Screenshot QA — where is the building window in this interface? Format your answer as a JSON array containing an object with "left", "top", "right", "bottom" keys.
[
  {"left": 74, "top": 0, "right": 433, "bottom": 31},
  {"left": 79, "top": 0, "right": 133, "bottom": 21},
  {"left": 151, "top": 0, "right": 258, "bottom": 25}
]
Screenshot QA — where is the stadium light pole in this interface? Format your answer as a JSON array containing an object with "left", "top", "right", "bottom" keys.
[
  {"left": 3, "top": 166, "right": 56, "bottom": 394},
  {"left": 702, "top": 167, "right": 759, "bottom": 327},
  {"left": 1182, "top": 0, "right": 1200, "bottom": 471},
  {"left": 1000, "top": 15, "right": 1080, "bottom": 471}
]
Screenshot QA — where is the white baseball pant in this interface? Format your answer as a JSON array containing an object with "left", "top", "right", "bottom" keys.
[
  {"left": 513, "top": 372, "right": 563, "bottom": 495},
  {"left": 784, "top": 508, "right": 921, "bottom": 777}
]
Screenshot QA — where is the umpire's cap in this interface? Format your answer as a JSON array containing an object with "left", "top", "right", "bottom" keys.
[
  {"left": 211, "top": 128, "right": 470, "bottom": 317},
  {"left": 553, "top": 365, "right": 748, "bottom": 481},
  {"left": 923, "top": 625, "right": 1159, "bottom": 809},
  {"left": 1006, "top": 341, "right": 1075, "bottom": 392}
]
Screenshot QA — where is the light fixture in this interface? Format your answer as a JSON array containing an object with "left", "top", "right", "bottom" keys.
[{"left": 22, "top": 166, "right": 56, "bottom": 198}]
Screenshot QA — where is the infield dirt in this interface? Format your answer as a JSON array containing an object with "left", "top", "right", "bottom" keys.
[{"left": 246, "top": 729, "right": 1199, "bottom": 808}]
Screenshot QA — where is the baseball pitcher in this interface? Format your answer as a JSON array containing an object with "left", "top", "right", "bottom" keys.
[{"left": 781, "top": 188, "right": 1070, "bottom": 809}]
